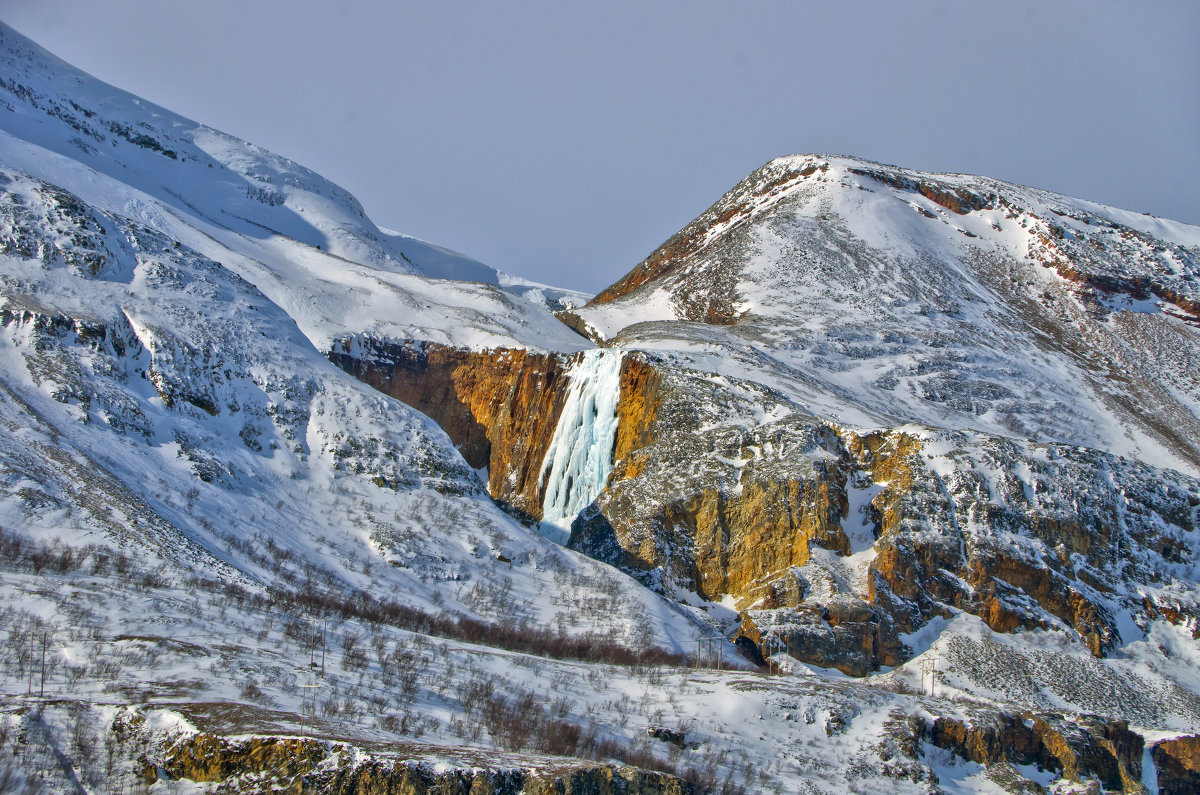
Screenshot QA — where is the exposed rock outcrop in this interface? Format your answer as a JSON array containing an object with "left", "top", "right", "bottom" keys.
[
  {"left": 924, "top": 712, "right": 1144, "bottom": 793},
  {"left": 317, "top": 760, "right": 691, "bottom": 795},
  {"left": 153, "top": 734, "right": 326, "bottom": 785},
  {"left": 148, "top": 731, "right": 692, "bottom": 794},
  {"left": 330, "top": 338, "right": 573, "bottom": 518},
  {"left": 848, "top": 167, "right": 996, "bottom": 214},
  {"left": 567, "top": 360, "right": 1199, "bottom": 673},
  {"left": 332, "top": 328, "right": 1198, "bottom": 676},
  {"left": 1152, "top": 736, "right": 1200, "bottom": 795}
]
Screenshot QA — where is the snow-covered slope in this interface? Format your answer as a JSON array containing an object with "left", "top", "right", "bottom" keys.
[
  {"left": 0, "top": 161, "right": 743, "bottom": 789},
  {"left": 547, "top": 154, "right": 1200, "bottom": 792},
  {"left": 571, "top": 154, "right": 1200, "bottom": 476},
  {"left": 0, "top": 22, "right": 588, "bottom": 355},
  {"left": 0, "top": 24, "right": 745, "bottom": 793},
  {"left": 0, "top": 161, "right": 702, "bottom": 639}
]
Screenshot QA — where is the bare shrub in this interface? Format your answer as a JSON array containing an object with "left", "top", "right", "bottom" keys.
[{"left": 341, "top": 634, "right": 367, "bottom": 672}]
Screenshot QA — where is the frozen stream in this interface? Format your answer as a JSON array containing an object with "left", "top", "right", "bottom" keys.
[{"left": 539, "top": 349, "right": 623, "bottom": 531}]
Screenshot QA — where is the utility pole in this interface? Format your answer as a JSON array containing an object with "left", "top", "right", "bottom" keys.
[
  {"left": 27, "top": 632, "right": 34, "bottom": 696},
  {"left": 39, "top": 633, "right": 47, "bottom": 699},
  {"left": 298, "top": 682, "right": 322, "bottom": 739},
  {"left": 765, "top": 635, "right": 778, "bottom": 675},
  {"left": 320, "top": 619, "right": 327, "bottom": 678},
  {"left": 696, "top": 636, "right": 725, "bottom": 671}
]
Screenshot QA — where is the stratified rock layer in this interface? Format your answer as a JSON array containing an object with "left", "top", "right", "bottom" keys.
[
  {"left": 151, "top": 732, "right": 691, "bottom": 794},
  {"left": 923, "top": 712, "right": 1144, "bottom": 793},
  {"left": 1152, "top": 736, "right": 1200, "bottom": 795},
  {"left": 330, "top": 338, "right": 573, "bottom": 518}
]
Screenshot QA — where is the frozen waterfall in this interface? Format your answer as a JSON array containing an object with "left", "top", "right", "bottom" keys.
[{"left": 539, "top": 349, "right": 623, "bottom": 530}]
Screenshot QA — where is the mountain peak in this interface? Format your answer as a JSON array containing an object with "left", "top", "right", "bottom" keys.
[{"left": 568, "top": 152, "right": 1200, "bottom": 475}]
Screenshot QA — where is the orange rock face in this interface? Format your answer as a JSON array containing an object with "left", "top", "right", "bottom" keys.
[
  {"left": 1153, "top": 736, "right": 1200, "bottom": 795},
  {"left": 158, "top": 734, "right": 325, "bottom": 784},
  {"left": 330, "top": 339, "right": 573, "bottom": 518},
  {"left": 613, "top": 355, "right": 661, "bottom": 464},
  {"left": 330, "top": 341, "right": 668, "bottom": 525},
  {"left": 927, "top": 713, "right": 1144, "bottom": 793},
  {"left": 659, "top": 471, "right": 849, "bottom": 602}
]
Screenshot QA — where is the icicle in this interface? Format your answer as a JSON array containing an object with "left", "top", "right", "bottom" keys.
[{"left": 539, "top": 349, "right": 623, "bottom": 529}]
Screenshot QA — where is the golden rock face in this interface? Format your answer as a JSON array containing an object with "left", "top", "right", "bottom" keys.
[
  {"left": 653, "top": 473, "right": 849, "bottom": 603},
  {"left": 158, "top": 734, "right": 325, "bottom": 784},
  {"left": 588, "top": 361, "right": 1197, "bottom": 672},
  {"left": 926, "top": 713, "right": 1146, "bottom": 793},
  {"left": 1152, "top": 736, "right": 1200, "bottom": 795},
  {"left": 153, "top": 731, "right": 691, "bottom": 794},
  {"left": 330, "top": 338, "right": 573, "bottom": 519}
]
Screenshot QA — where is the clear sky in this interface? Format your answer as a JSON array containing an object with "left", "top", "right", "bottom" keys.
[{"left": 4, "top": 1, "right": 1197, "bottom": 292}]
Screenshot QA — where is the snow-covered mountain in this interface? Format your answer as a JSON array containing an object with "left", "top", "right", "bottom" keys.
[
  {"left": 550, "top": 155, "right": 1200, "bottom": 780},
  {"left": 567, "top": 154, "right": 1200, "bottom": 476},
  {"left": 2, "top": 20, "right": 1200, "bottom": 794},
  {"left": 0, "top": 23, "right": 588, "bottom": 355}
]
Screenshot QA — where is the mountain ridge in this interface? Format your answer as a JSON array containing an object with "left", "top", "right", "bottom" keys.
[{"left": 565, "top": 153, "right": 1200, "bottom": 479}]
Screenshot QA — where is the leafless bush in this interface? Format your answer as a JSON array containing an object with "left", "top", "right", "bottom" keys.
[
  {"left": 460, "top": 676, "right": 497, "bottom": 716},
  {"left": 240, "top": 679, "right": 268, "bottom": 704},
  {"left": 66, "top": 664, "right": 88, "bottom": 687},
  {"left": 275, "top": 581, "right": 692, "bottom": 669},
  {"left": 341, "top": 634, "right": 367, "bottom": 671},
  {"left": 0, "top": 759, "right": 44, "bottom": 794}
]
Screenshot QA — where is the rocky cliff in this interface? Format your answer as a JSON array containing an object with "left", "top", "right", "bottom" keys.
[
  {"left": 330, "top": 337, "right": 573, "bottom": 518},
  {"left": 329, "top": 322, "right": 1199, "bottom": 681},
  {"left": 567, "top": 357, "right": 1199, "bottom": 676},
  {"left": 145, "top": 731, "right": 691, "bottom": 794},
  {"left": 923, "top": 711, "right": 1144, "bottom": 793},
  {"left": 1152, "top": 735, "right": 1200, "bottom": 795}
]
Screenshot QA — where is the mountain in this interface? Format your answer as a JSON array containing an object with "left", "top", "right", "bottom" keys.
[
  {"left": 2, "top": 21, "right": 1199, "bottom": 794},
  {"left": 550, "top": 154, "right": 1200, "bottom": 669},
  {"left": 0, "top": 24, "right": 588, "bottom": 355},
  {"left": 567, "top": 154, "right": 1200, "bottom": 474}
]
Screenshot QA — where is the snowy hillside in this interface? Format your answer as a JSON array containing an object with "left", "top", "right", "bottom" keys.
[
  {"left": 570, "top": 155, "right": 1200, "bottom": 477},
  {"left": 0, "top": 22, "right": 588, "bottom": 356},
  {"left": 2, "top": 20, "right": 1200, "bottom": 795},
  {"left": 552, "top": 155, "right": 1200, "bottom": 791},
  {"left": 0, "top": 150, "right": 734, "bottom": 790}
]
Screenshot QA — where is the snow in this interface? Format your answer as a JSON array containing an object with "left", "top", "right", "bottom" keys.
[
  {"left": 577, "top": 286, "right": 681, "bottom": 342},
  {"left": 496, "top": 270, "right": 593, "bottom": 314},
  {"left": 0, "top": 24, "right": 589, "bottom": 357},
  {"left": 843, "top": 476, "right": 882, "bottom": 554}
]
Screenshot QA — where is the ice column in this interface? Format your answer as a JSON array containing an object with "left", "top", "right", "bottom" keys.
[{"left": 540, "top": 349, "right": 624, "bottom": 528}]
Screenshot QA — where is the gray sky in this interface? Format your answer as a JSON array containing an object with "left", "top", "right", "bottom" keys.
[{"left": 4, "top": 1, "right": 1198, "bottom": 292}]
